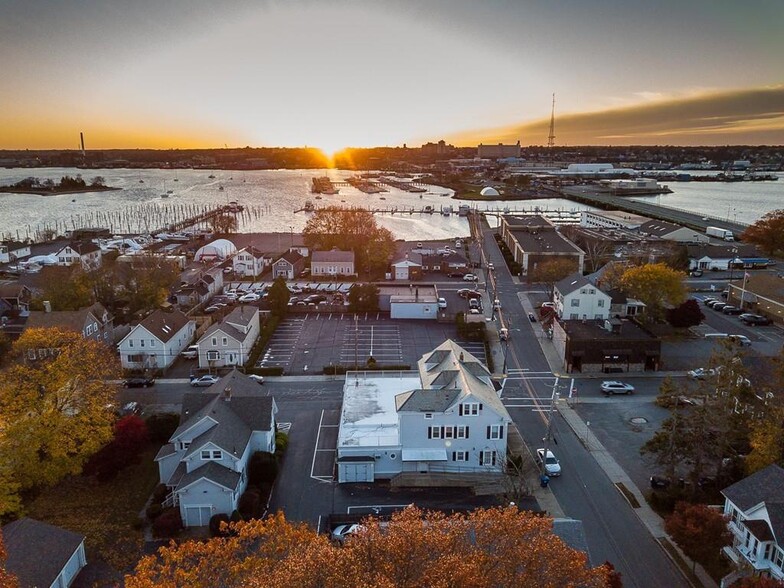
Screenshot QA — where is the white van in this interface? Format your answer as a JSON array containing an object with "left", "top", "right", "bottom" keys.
[{"left": 499, "top": 327, "right": 509, "bottom": 341}]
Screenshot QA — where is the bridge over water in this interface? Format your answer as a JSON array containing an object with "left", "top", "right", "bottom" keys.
[{"left": 560, "top": 186, "right": 749, "bottom": 235}]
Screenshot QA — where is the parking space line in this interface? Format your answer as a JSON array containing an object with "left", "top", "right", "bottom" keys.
[{"left": 310, "top": 410, "right": 331, "bottom": 483}]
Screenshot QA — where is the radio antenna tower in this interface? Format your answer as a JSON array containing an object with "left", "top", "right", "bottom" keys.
[{"left": 547, "top": 93, "right": 556, "bottom": 150}]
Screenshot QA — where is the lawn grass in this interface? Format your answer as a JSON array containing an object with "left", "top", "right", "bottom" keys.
[{"left": 25, "top": 446, "right": 160, "bottom": 571}]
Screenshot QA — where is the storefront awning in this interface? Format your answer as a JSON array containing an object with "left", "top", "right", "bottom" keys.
[{"left": 401, "top": 449, "right": 448, "bottom": 462}]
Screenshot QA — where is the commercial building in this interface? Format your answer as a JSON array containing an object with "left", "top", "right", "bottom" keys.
[
  {"left": 639, "top": 220, "right": 709, "bottom": 244},
  {"left": 727, "top": 274, "right": 784, "bottom": 325},
  {"left": 499, "top": 215, "right": 584, "bottom": 277},
  {"left": 378, "top": 285, "right": 439, "bottom": 320},
  {"left": 580, "top": 210, "right": 651, "bottom": 230},
  {"left": 477, "top": 141, "right": 521, "bottom": 159},
  {"left": 336, "top": 340, "right": 511, "bottom": 483}
]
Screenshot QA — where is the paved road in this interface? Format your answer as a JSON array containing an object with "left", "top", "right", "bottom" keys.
[{"left": 480, "top": 222, "right": 687, "bottom": 587}]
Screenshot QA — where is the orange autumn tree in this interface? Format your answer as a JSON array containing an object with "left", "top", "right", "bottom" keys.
[
  {"left": 0, "top": 327, "right": 120, "bottom": 515},
  {"left": 0, "top": 531, "right": 18, "bottom": 588},
  {"left": 127, "top": 507, "right": 610, "bottom": 588}
]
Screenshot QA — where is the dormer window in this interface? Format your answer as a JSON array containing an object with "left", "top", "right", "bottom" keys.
[
  {"left": 460, "top": 403, "right": 481, "bottom": 416},
  {"left": 201, "top": 449, "right": 223, "bottom": 460}
]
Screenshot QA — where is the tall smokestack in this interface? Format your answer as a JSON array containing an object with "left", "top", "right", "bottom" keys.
[{"left": 80, "top": 132, "right": 85, "bottom": 156}]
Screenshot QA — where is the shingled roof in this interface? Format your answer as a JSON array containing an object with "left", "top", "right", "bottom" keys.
[
  {"left": 135, "top": 309, "right": 191, "bottom": 343},
  {"left": 723, "top": 465, "right": 784, "bottom": 542},
  {"left": 2, "top": 518, "right": 85, "bottom": 588}
]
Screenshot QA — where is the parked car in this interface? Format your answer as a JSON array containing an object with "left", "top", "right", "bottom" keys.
[
  {"left": 238, "top": 292, "right": 260, "bottom": 303},
  {"left": 463, "top": 273, "right": 477, "bottom": 282},
  {"left": 181, "top": 345, "right": 199, "bottom": 359},
  {"left": 487, "top": 262, "right": 494, "bottom": 270},
  {"left": 493, "top": 299, "right": 501, "bottom": 310},
  {"left": 204, "top": 305, "right": 221, "bottom": 313},
  {"left": 541, "top": 302, "right": 556, "bottom": 310},
  {"left": 687, "top": 367, "right": 716, "bottom": 380},
  {"left": 123, "top": 377, "right": 155, "bottom": 388},
  {"left": 190, "top": 374, "right": 220, "bottom": 387},
  {"left": 528, "top": 312, "right": 537, "bottom": 322},
  {"left": 457, "top": 289, "right": 482, "bottom": 299},
  {"left": 447, "top": 272, "right": 465, "bottom": 278},
  {"left": 711, "top": 302, "right": 728, "bottom": 312},
  {"left": 690, "top": 270, "right": 703, "bottom": 277},
  {"left": 469, "top": 298, "right": 481, "bottom": 310},
  {"left": 600, "top": 381, "right": 635, "bottom": 395},
  {"left": 728, "top": 334, "right": 752, "bottom": 347},
  {"left": 331, "top": 524, "right": 365, "bottom": 543},
  {"left": 468, "top": 308, "right": 481, "bottom": 314},
  {"left": 120, "top": 401, "right": 144, "bottom": 416},
  {"left": 305, "top": 294, "right": 327, "bottom": 304},
  {"left": 722, "top": 306, "right": 743, "bottom": 315},
  {"left": 536, "top": 448, "right": 561, "bottom": 477},
  {"left": 740, "top": 314, "right": 772, "bottom": 326},
  {"left": 437, "top": 297, "right": 447, "bottom": 309},
  {"left": 702, "top": 297, "right": 717, "bottom": 306},
  {"left": 247, "top": 374, "right": 265, "bottom": 385}
]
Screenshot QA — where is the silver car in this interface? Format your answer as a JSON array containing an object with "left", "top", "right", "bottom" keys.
[
  {"left": 600, "top": 381, "right": 635, "bottom": 395},
  {"left": 190, "top": 374, "right": 220, "bottom": 387}
]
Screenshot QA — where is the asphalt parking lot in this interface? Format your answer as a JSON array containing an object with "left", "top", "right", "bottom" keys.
[{"left": 258, "top": 315, "right": 487, "bottom": 374}]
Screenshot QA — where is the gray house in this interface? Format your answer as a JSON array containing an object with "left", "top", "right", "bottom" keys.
[
  {"left": 337, "top": 340, "right": 511, "bottom": 483},
  {"left": 196, "top": 306, "right": 260, "bottom": 369},
  {"left": 272, "top": 250, "right": 305, "bottom": 280},
  {"left": 2, "top": 518, "right": 87, "bottom": 588},
  {"left": 155, "top": 371, "right": 277, "bottom": 527},
  {"left": 26, "top": 301, "right": 114, "bottom": 344}
]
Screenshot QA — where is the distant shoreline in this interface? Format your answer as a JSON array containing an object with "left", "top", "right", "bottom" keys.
[{"left": 0, "top": 185, "right": 121, "bottom": 196}]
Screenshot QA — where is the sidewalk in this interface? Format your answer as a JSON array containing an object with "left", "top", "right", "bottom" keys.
[{"left": 516, "top": 290, "right": 717, "bottom": 587}]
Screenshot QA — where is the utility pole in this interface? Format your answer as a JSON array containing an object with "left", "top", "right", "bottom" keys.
[
  {"left": 354, "top": 313, "right": 359, "bottom": 371},
  {"left": 540, "top": 377, "right": 560, "bottom": 476}
]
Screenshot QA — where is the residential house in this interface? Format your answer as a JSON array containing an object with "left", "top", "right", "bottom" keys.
[
  {"left": 421, "top": 252, "right": 470, "bottom": 275},
  {"left": 0, "top": 283, "right": 32, "bottom": 317},
  {"left": 55, "top": 241, "right": 103, "bottom": 270},
  {"left": 233, "top": 246, "right": 269, "bottom": 278},
  {"left": 154, "top": 371, "right": 277, "bottom": 527},
  {"left": 2, "top": 518, "right": 87, "bottom": 588},
  {"left": 26, "top": 301, "right": 114, "bottom": 344},
  {"left": 553, "top": 274, "right": 612, "bottom": 320},
  {"left": 606, "top": 289, "right": 646, "bottom": 318},
  {"left": 721, "top": 465, "right": 784, "bottom": 586},
  {"left": 117, "top": 309, "right": 195, "bottom": 371},
  {"left": 499, "top": 214, "right": 585, "bottom": 277},
  {"left": 175, "top": 266, "right": 224, "bottom": 308},
  {"left": 551, "top": 317, "right": 660, "bottom": 373},
  {"left": 272, "top": 251, "right": 304, "bottom": 280},
  {"left": 639, "top": 219, "right": 708, "bottom": 244},
  {"left": 0, "top": 240, "right": 31, "bottom": 263},
  {"left": 728, "top": 274, "right": 784, "bottom": 325},
  {"left": 197, "top": 306, "right": 260, "bottom": 368},
  {"left": 336, "top": 340, "right": 511, "bottom": 482},
  {"left": 687, "top": 244, "right": 767, "bottom": 272},
  {"left": 311, "top": 248, "right": 355, "bottom": 277},
  {"left": 391, "top": 253, "right": 423, "bottom": 281}
]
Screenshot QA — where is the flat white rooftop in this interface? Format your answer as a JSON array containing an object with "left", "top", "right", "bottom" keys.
[{"left": 338, "top": 371, "right": 420, "bottom": 449}]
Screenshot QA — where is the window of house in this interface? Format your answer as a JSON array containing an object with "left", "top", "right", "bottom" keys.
[
  {"left": 201, "top": 450, "right": 211, "bottom": 459},
  {"left": 428, "top": 426, "right": 441, "bottom": 439},
  {"left": 86, "top": 324, "right": 92, "bottom": 335},
  {"left": 444, "top": 426, "right": 454, "bottom": 439},
  {"left": 128, "top": 354, "right": 144, "bottom": 362},
  {"left": 150, "top": 339, "right": 156, "bottom": 347},
  {"left": 207, "top": 350, "right": 220, "bottom": 361},
  {"left": 455, "top": 426, "right": 469, "bottom": 439},
  {"left": 571, "top": 299, "right": 580, "bottom": 307},
  {"left": 212, "top": 337, "right": 218, "bottom": 346},
  {"left": 580, "top": 289, "right": 587, "bottom": 294},
  {"left": 212, "top": 450, "right": 222, "bottom": 459},
  {"left": 140, "top": 339, "right": 145, "bottom": 347},
  {"left": 452, "top": 451, "right": 468, "bottom": 462},
  {"left": 488, "top": 424, "right": 504, "bottom": 440},
  {"left": 424, "top": 413, "right": 433, "bottom": 419},
  {"left": 460, "top": 403, "right": 481, "bottom": 416},
  {"left": 597, "top": 299, "right": 605, "bottom": 307},
  {"left": 181, "top": 441, "right": 190, "bottom": 450},
  {"left": 570, "top": 313, "right": 579, "bottom": 319},
  {"left": 479, "top": 450, "right": 497, "bottom": 466},
  {"left": 222, "top": 337, "right": 228, "bottom": 346},
  {"left": 129, "top": 339, "right": 134, "bottom": 348},
  {"left": 93, "top": 321, "right": 98, "bottom": 330},
  {"left": 38, "top": 348, "right": 46, "bottom": 359},
  {"left": 589, "top": 289, "right": 595, "bottom": 294},
  {"left": 774, "top": 547, "right": 784, "bottom": 570}
]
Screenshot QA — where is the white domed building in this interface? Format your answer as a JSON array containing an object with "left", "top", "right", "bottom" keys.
[
  {"left": 194, "top": 238, "right": 237, "bottom": 262},
  {"left": 480, "top": 187, "right": 500, "bottom": 197}
]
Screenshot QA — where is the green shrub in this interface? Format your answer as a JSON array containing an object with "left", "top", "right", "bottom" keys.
[
  {"left": 145, "top": 413, "right": 180, "bottom": 444},
  {"left": 209, "top": 513, "right": 231, "bottom": 537},
  {"left": 238, "top": 488, "right": 261, "bottom": 520},
  {"left": 275, "top": 431, "right": 289, "bottom": 453},
  {"left": 230, "top": 510, "right": 243, "bottom": 523},
  {"left": 249, "top": 452, "right": 278, "bottom": 486},
  {"left": 152, "top": 507, "right": 183, "bottom": 538},
  {"left": 145, "top": 503, "right": 163, "bottom": 520}
]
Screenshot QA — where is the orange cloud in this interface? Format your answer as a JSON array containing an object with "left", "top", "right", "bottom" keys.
[{"left": 448, "top": 85, "right": 784, "bottom": 146}]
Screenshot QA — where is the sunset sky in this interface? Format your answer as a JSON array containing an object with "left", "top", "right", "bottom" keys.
[{"left": 2, "top": 0, "right": 783, "bottom": 150}]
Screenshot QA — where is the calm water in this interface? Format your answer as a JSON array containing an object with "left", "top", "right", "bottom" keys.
[
  {"left": 0, "top": 168, "right": 781, "bottom": 241},
  {"left": 0, "top": 168, "right": 590, "bottom": 241}
]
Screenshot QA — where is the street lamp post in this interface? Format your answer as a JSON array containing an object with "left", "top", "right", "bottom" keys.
[{"left": 729, "top": 247, "right": 738, "bottom": 281}]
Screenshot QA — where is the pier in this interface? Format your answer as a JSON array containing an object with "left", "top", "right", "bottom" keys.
[{"left": 560, "top": 185, "right": 749, "bottom": 234}]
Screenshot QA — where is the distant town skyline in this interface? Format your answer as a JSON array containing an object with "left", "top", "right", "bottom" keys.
[{"left": 2, "top": 0, "right": 783, "bottom": 150}]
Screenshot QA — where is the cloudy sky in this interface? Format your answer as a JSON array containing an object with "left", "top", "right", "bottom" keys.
[{"left": 1, "top": 0, "right": 783, "bottom": 150}]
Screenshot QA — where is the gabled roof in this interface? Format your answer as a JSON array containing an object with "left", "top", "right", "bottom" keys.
[
  {"left": 175, "top": 461, "right": 242, "bottom": 492},
  {"left": 26, "top": 302, "right": 109, "bottom": 333},
  {"left": 312, "top": 249, "right": 355, "bottom": 263},
  {"left": 686, "top": 243, "right": 760, "bottom": 260},
  {"left": 239, "top": 246, "right": 266, "bottom": 259},
  {"left": 2, "top": 518, "right": 85, "bottom": 588},
  {"left": 199, "top": 307, "right": 257, "bottom": 346},
  {"left": 59, "top": 240, "right": 100, "bottom": 255},
  {"left": 554, "top": 273, "right": 594, "bottom": 296},
  {"left": 396, "top": 388, "right": 461, "bottom": 412},
  {"left": 130, "top": 309, "right": 191, "bottom": 344},
  {"left": 417, "top": 340, "right": 508, "bottom": 420},
  {"left": 392, "top": 253, "right": 422, "bottom": 267},
  {"left": 0, "top": 283, "right": 31, "bottom": 299},
  {"left": 723, "top": 465, "right": 784, "bottom": 540},
  {"left": 275, "top": 250, "right": 303, "bottom": 265}
]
